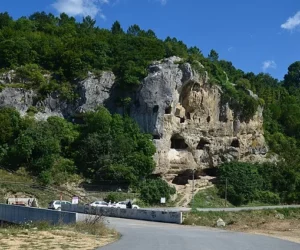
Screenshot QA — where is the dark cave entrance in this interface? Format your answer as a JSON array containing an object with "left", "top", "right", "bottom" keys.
[
  {"left": 197, "top": 139, "right": 210, "bottom": 150},
  {"left": 171, "top": 134, "right": 188, "bottom": 150},
  {"left": 231, "top": 139, "right": 240, "bottom": 148}
]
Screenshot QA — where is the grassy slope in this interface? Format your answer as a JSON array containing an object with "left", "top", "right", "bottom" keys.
[
  {"left": 191, "top": 186, "right": 234, "bottom": 208},
  {"left": 183, "top": 208, "right": 300, "bottom": 227},
  {"left": 0, "top": 169, "right": 139, "bottom": 207},
  {"left": 0, "top": 169, "right": 75, "bottom": 207}
]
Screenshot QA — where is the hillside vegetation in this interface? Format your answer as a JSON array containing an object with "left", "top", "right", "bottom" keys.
[{"left": 0, "top": 12, "right": 300, "bottom": 205}]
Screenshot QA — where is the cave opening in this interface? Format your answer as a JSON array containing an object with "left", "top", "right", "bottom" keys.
[
  {"left": 172, "top": 169, "right": 200, "bottom": 185},
  {"left": 207, "top": 116, "right": 211, "bottom": 123},
  {"left": 186, "top": 112, "right": 191, "bottom": 120},
  {"left": 192, "top": 83, "right": 201, "bottom": 92},
  {"left": 171, "top": 134, "right": 188, "bottom": 150},
  {"left": 197, "top": 139, "right": 210, "bottom": 150},
  {"left": 153, "top": 134, "right": 161, "bottom": 140},
  {"left": 165, "top": 106, "right": 172, "bottom": 114},
  {"left": 201, "top": 168, "right": 217, "bottom": 177},
  {"left": 153, "top": 105, "right": 159, "bottom": 113},
  {"left": 231, "top": 139, "right": 240, "bottom": 148},
  {"left": 180, "top": 117, "right": 185, "bottom": 123}
]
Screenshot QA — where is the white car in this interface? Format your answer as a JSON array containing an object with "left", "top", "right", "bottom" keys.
[
  {"left": 48, "top": 200, "right": 71, "bottom": 210},
  {"left": 112, "top": 201, "right": 140, "bottom": 209},
  {"left": 89, "top": 201, "right": 109, "bottom": 207}
]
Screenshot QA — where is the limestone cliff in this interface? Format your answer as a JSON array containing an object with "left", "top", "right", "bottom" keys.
[
  {"left": 130, "top": 57, "right": 268, "bottom": 181},
  {"left": 0, "top": 71, "right": 115, "bottom": 120},
  {"left": 0, "top": 58, "right": 269, "bottom": 181}
]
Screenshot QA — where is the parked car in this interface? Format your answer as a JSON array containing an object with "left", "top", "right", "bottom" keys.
[
  {"left": 89, "top": 201, "right": 109, "bottom": 207},
  {"left": 48, "top": 200, "right": 71, "bottom": 210},
  {"left": 112, "top": 201, "right": 140, "bottom": 209}
]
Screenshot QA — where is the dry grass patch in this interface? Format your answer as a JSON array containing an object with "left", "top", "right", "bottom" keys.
[
  {"left": 0, "top": 217, "right": 118, "bottom": 250},
  {"left": 183, "top": 208, "right": 300, "bottom": 244}
]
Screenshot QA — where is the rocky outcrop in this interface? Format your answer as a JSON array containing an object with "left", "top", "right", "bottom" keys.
[
  {"left": 0, "top": 88, "right": 35, "bottom": 116},
  {"left": 0, "top": 58, "right": 269, "bottom": 181},
  {"left": 0, "top": 71, "right": 115, "bottom": 120},
  {"left": 130, "top": 57, "right": 268, "bottom": 181}
]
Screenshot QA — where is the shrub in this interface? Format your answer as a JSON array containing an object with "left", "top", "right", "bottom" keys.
[
  {"left": 104, "top": 193, "right": 119, "bottom": 203},
  {"left": 27, "top": 106, "right": 38, "bottom": 116},
  {"left": 139, "top": 178, "right": 176, "bottom": 205},
  {"left": 104, "top": 192, "right": 135, "bottom": 203},
  {"left": 254, "top": 191, "right": 280, "bottom": 205},
  {"left": 15, "top": 64, "right": 46, "bottom": 86},
  {"left": 217, "top": 162, "right": 263, "bottom": 206}
]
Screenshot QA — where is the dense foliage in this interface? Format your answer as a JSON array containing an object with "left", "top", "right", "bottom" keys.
[
  {"left": 217, "top": 162, "right": 263, "bottom": 205},
  {"left": 217, "top": 162, "right": 300, "bottom": 205},
  {"left": 76, "top": 107, "right": 156, "bottom": 185},
  {"left": 139, "top": 178, "right": 176, "bottom": 205},
  {"left": 0, "top": 106, "right": 156, "bottom": 186}
]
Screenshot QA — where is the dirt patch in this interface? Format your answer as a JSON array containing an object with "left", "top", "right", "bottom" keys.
[
  {"left": 183, "top": 208, "right": 300, "bottom": 244},
  {"left": 0, "top": 229, "right": 117, "bottom": 250},
  {"left": 228, "top": 220, "right": 300, "bottom": 244}
]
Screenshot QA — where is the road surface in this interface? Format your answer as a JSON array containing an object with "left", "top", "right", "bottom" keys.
[
  {"left": 100, "top": 217, "right": 300, "bottom": 250},
  {"left": 144, "top": 204, "right": 300, "bottom": 212}
]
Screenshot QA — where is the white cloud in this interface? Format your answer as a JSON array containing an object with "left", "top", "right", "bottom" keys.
[
  {"left": 227, "top": 46, "right": 233, "bottom": 52},
  {"left": 281, "top": 11, "right": 300, "bottom": 31},
  {"left": 262, "top": 60, "right": 277, "bottom": 72},
  {"left": 52, "top": 0, "right": 109, "bottom": 19}
]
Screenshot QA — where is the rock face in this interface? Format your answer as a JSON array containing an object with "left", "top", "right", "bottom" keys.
[
  {"left": 130, "top": 57, "right": 268, "bottom": 180},
  {"left": 0, "top": 71, "right": 115, "bottom": 120},
  {"left": 0, "top": 58, "right": 269, "bottom": 180},
  {"left": 0, "top": 88, "right": 35, "bottom": 116}
]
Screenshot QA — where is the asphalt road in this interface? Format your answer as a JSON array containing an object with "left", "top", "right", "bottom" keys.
[{"left": 100, "top": 218, "right": 300, "bottom": 250}]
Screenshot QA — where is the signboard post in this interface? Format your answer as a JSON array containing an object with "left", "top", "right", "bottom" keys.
[{"left": 72, "top": 196, "right": 79, "bottom": 205}]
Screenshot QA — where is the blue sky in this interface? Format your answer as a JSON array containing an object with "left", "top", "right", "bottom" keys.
[{"left": 1, "top": 0, "right": 300, "bottom": 80}]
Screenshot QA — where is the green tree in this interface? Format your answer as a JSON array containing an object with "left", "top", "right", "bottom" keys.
[
  {"left": 0, "top": 108, "right": 21, "bottom": 144},
  {"left": 0, "top": 12, "right": 13, "bottom": 29},
  {"left": 284, "top": 61, "right": 300, "bottom": 89},
  {"left": 236, "top": 78, "right": 251, "bottom": 90},
  {"left": 208, "top": 49, "right": 219, "bottom": 62},
  {"left": 217, "top": 162, "right": 263, "bottom": 205},
  {"left": 81, "top": 16, "right": 96, "bottom": 29},
  {"left": 140, "top": 179, "right": 176, "bottom": 205},
  {"left": 76, "top": 107, "right": 156, "bottom": 184},
  {"left": 111, "top": 21, "right": 124, "bottom": 34},
  {"left": 127, "top": 24, "right": 141, "bottom": 36}
]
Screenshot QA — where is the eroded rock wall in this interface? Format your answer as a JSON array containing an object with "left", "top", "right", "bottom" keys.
[
  {"left": 130, "top": 57, "right": 268, "bottom": 178},
  {"left": 0, "top": 71, "right": 115, "bottom": 120}
]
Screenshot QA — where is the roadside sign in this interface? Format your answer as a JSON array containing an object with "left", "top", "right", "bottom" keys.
[
  {"left": 72, "top": 197, "right": 79, "bottom": 204},
  {"left": 160, "top": 197, "right": 166, "bottom": 204}
]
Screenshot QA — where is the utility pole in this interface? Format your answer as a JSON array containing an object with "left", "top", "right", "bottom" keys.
[
  {"left": 225, "top": 178, "right": 228, "bottom": 207},
  {"left": 191, "top": 169, "right": 195, "bottom": 208}
]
